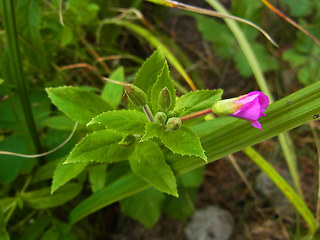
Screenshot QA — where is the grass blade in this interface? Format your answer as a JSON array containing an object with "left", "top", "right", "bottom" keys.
[
  {"left": 1, "top": 0, "right": 41, "bottom": 152},
  {"left": 242, "top": 147, "right": 317, "bottom": 234},
  {"left": 206, "top": 0, "right": 303, "bottom": 197}
]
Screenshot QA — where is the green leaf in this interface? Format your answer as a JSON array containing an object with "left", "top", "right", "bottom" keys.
[
  {"left": 133, "top": 49, "right": 166, "bottom": 106},
  {"left": 140, "top": 122, "right": 164, "bottom": 142},
  {"left": 22, "top": 183, "right": 82, "bottom": 209},
  {"left": 231, "top": 0, "right": 262, "bottom": 40},
  {"left": 174, "top": 89, "right": 223, "bottom": 116},
  {"left": 33, "top": 158, "right": 61, "bottom": 183},
  {"left": 234, "top": 43, "right": 278, "bottom": 77},
  {"left": 161, "top": 127, "right": 207, "bottom": 161},
  {"left": 129, "top": 141, "right": 178, "bottom": 196},
  {"left": 150, "top": 62, "right": 176, "bottom": 113},
  {"left": 16, "top": 0, "right": 47, "bottom": 68},
  {"left": 120, "top": 188, "right": 165, "bottom": 228},
  {"left": 68, "top": 0, "right": 100, "bottom": 24},
  {"left": 19, "top": 216, "right": 51, "bottom": 240},
  {"left": 141, "top": 123, "right": 206, "bottom": 161},
  {"left": 0, "top": 211, "right": 10, "bottom": 240},
  {"left": 0, "top": 134, "right": 35, "bottom": 183},
  {"left": 51, "top": 160, "right": 88, "bottom": 193},
  {"left": 163, "top": 187, "right": 197, "bottom": 220},
  {"left": 46, "top": 86, "right": 112, "bottom": 124},
  {"left": 101, "top": 67, "right": 125, "bottom": 109},
  {"left": 280, "top": 0, "right": 313, "bottom": 17},
  {"left": 177, "top": 167, "right": 204, "bottom": 188},
  {"left": 70, "top": 173, "right": 148, "bottom": 224},
  {"left": 88, "top": 110, "right": 148, "bottom": 134},
  {"left": 60, "top": 26, "right": 74, "bottom": 47},
  {"left": 194, "top": 14, "right": 236, "bottom": 58},
  {"left": 65, "top": 129, "right": 133, "bottom": 164},
  {"left": 42, "top": 115, "right": 75, "bottom": 131},
  {"left": 88, "top": 164, "right": 108, "bottom": 193},
  {"left": 40, "top": 226, "right": 60, "bottom": 240}
]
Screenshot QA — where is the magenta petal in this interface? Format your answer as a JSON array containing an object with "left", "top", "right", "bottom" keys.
[
  {"left": 231, "top": 98, "right": 261, "bottom": 121},
  {"left": 250, "top": 120, "right": 261, "bottom": 130},
  {"left": 258, "top": 94, "right": 269, "bottom": 113},
  {"left": 235, "top": 92, "right": 260, "bottom": 104}
]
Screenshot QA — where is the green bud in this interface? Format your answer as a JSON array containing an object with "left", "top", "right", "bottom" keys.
[
  {"left": 119, "top": 134, "right": 136, "bottom": 147},
  {"left": 158, "top": 87, "right": 172, "bottom": 112},
  {"left": 167, "top": 110, "right": 177, "bottom": 118},
  {"left": 155, "top": 112, "right": 167, "bottom": 125},
  {"left": 125, "top": 84, "right": 147, "bottom": 107},
  {"left": 166, "top": 117, "right": 182, "bottom": 131},
  {"left": 212, "top": 97, "right": 241, "bottom": 116}
]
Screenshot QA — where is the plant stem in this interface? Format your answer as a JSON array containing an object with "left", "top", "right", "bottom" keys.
[
  {"left": 142, "top": 105, "right": 155, "bottom": 122},
  {"left": 180, "top": 108, "right": 213, "bottom": 122},
  {"left": 2, "top": 0, "right": 41, "bottom": 153}
]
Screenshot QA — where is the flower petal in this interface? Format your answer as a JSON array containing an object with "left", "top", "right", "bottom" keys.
[
  {"left": 250, "top": 120, "right": 262, "bottom": 130},
  {"left": 231, "top": 98, "right": 261, "bottom": 121},
  {"left": 258, "top": 94, "right": 269, "bottom": 113}
]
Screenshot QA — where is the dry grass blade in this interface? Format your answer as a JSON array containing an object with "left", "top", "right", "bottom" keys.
[
  {"left": 0, "top": 122, "right": 78, "bottom": 158},
  {"left": 261, "top": 0, "right": 320, "bottom": 48},
  {"left": 146, "top": 0, "right": 278, "bottom": 47}
]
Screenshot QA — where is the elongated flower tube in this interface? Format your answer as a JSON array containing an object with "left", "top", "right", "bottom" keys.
[{"left": 212, "top": 91, "right": 269, "bottom": 130}]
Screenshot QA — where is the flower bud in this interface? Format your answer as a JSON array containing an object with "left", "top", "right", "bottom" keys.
[
  {"left": 125, "top": 84, "right": 147, "bottom": 107},
  {"left": 212, "top": 97, "right": 242, "bottom": 116},
  {"left": 155, "top": 112, "right": 167, "bottom": 125},
  {"left": 166, "top": 117, "right": 182, "bottom": 131},
  {"left": 158, "top": 87, "right": 172, "bottom": 112},
  {"left": 119, "top": 134, "right": 136, "bottom": 147},
  {"left": 212, "top": 91, "right": 269, "bottom": 130}
]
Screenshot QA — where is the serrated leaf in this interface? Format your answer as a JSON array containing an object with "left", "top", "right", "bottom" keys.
[
  {"left": 141, "top": 123, "right": 206, "bottom": 161},
  {"left": 46, "top": 86, "right": 112, "bottom": 124},
  {"left": 161, "top": 127, "right": 207, "bottom": 161},
  {"left": 150, "top": 62, "right": 176, "bottom": 113},
  {"left": 174, "top": 89, "right": 223, "bottom": 116},
  {"left": 140, "top": 122, "right": 164, "bottom": 142},
  {"left": 120, "top": 188, "right": 165, "bottom": 228},
  {"left": 51, "top": 159, "right": 87, "bottom": 193},
  {"left": 134, "top": 49, "right": 166, "bottom": 106},
  {"left": 101, "top": 67, "right": 124, "bottom": 109},
  {"left": 88, "top": 110, "right": 148, "bottom": 134},
  {"left": 22, "top": 183, "right": 82, "bottom": 209},
  {"left": 129, "top": 141, "right": 178, "bottom": 196},
  {"left": 65, "top": 130, "right": 132, "bottom": 164}
]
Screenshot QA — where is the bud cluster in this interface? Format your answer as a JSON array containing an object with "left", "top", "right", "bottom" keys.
[
  {"left": 124, "top": 85, "right": 182, "bottom": 131},
  {"left": 156, "top": 87, "right": 181, "bottom": 131}
]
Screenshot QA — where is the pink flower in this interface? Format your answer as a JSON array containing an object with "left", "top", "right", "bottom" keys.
[
  {"left": 229, "top": 91, "right": 269, "bottom": 130},
  {"left": 212, "top": 91, "right": 269, "bottom": 130}
]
